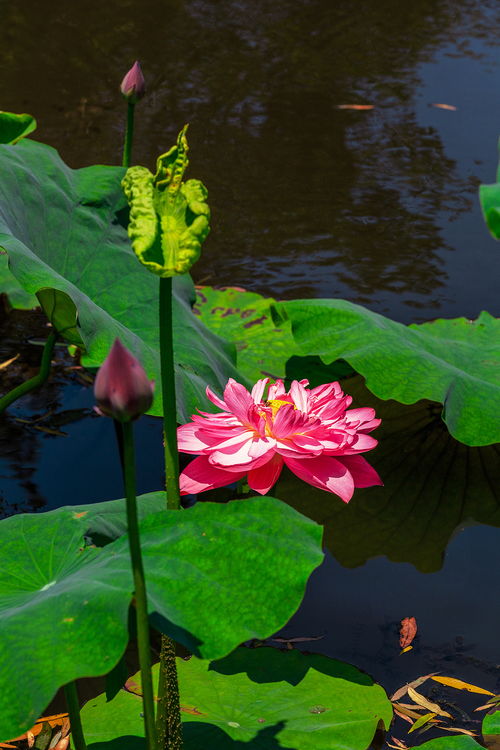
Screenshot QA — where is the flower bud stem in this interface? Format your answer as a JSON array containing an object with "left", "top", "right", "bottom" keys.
[
  {"left": 157, "top": 276, "right": 183, "bottom": 748},
  {"left": 121, "top": 420, "right": 158, "bottom": 750},
  {"left": 63, "top": 682, "right": 87, "bottom": 750},
  {"left": 122, "top": 101, "right": 135, "bottom": 168},
  {"left": 0, "top": 330, "right": 56, "bottom": 414}
]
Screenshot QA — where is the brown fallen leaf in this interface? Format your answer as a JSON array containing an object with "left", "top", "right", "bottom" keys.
[
  {"left": 337, "top": 104, "right": 374, "bottom": 110},
  {"left": 27, "top": 731, "right": 35, "bottom": 748},
  {"left": 389, "top": 739, "right": 408, "bottom": 749},
  {"left": 0, "top": 743, "right": 18, "bottom": 749},
  {"left": 432, "top": 103, "right": 457, "bottom": 111},
  {"left": 433, "top": 724, "right": 478, "bottom": 737},
  {"left": 0, "top": 353, "right": 20, "bottom": 370},
  {"left": 407, "top": 687, "right": 452, "bottom": 718},
  {"left": 394, "top": 709, "right": 415, "bottom": 726},
  {"left": 431, "top": 676, "right": 494, "bottom": 695},
  {"left": 52, "top": 739, "right": 70, "bottom": 750},
  {"left": 391, "top": 673, "right": 438, "bottom": 701},
  {"left": 400, "top": 617, "right": 417, "bottom": 648},
  {"left": 400, "top": 645, "right": 413, "bottom": 655},
  {"left": 392, "top": 703, "right": 423, "bottom": 720},
  {"left": 394, "top": 702, "right": 426, "bottom": 711}
]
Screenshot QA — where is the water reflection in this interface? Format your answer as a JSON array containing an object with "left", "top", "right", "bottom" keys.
[{"left": 0, "top": 0, "right": 499, "bottom": 320}]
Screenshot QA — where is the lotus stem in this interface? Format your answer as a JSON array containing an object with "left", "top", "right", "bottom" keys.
[
  {"left": 121, "top": 420, "right": 158, "bottom": 750},
  {"left": 122, "top": 101, "right": 135, "bottom": 168},
  {"left": 63, "top": 682, "right": 87, "bottom": 750},
  {"left": 156, "top": 275, "right": 183, "bottom": 748},
  {"left": 159, "top": 276, "right": 181, "bottom": 510},
  {"left": 0, "top": 330, "right": 56, "bottom": 414}
]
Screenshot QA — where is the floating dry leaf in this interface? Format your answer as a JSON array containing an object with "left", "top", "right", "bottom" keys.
[
  {"left": 431, "top": 676, "right": 495, "bottom": 695},
  {"left": 336, "top": 104, "right": 374, "bottom": 110},
  {"left": 400, "top": 645, "right": 413, "bottom": 655},
  {"left": 393, "top": 703, "right": 423, "bottom": 720},
  {"left": 391, "top": 673, "right": 437, "bottom": 701},
  {"left": 0, "top": 353, "right": 19, "bottom": 370},
  {"left": 408, "top": 712, "right": 438, "bottom": 733},
  {"left": 433, "top": 724, "right": 478, "bottom": 737},
  {"left": 389, "top": 739, "right": 408, "bottom": 749},
  {"left": 407, "top": 687, "right": 452, "bottom": 718},
  {"left": 400, "top": 617, "right": 417, "bottom": 648},
  {"left": 394, "top": 709, "right": 415, "bottom": 726},
  {"left": 432, "top": 103, "right": 457, "bottom": 111}
]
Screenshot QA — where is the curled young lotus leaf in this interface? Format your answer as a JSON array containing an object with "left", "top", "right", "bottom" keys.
[{"left": 122, "top": 125, "right": 210, "bottom": 277}]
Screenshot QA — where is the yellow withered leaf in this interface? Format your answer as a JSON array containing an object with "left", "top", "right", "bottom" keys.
[
  {"left": 431, "top": 676, "right": 495, "bottom": 695},
  {"left": 407, "top": 687, "right": 452, "bottom": 718}
]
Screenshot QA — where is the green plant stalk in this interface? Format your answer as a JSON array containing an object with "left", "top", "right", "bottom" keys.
[
  {"left": 121, "top": 420, "right": 158, "bottom": 750},
  {"left": 122, "top": 101, "right": 135, "bottom": 168},
  {"left": 0, "top": 330, "right": 56, "bottom": 414},
  {"left": 156, "top": 275, "right": 183, "bottom": 748},
  {"left": 63, "top": 682, "right": 87, "bottom": 750},
  {"left": 159, "top": 276, "right": 181, "bottom": 510}
]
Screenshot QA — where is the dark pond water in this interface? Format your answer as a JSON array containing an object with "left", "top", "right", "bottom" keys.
[{"left": 1, "top": 1, "right": 500, "bottom": 745}]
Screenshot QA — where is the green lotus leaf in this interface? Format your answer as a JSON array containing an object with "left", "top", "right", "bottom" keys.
[
  {"left": 81, "top": 647, "right": 392, "bottom": 749},
  {"left": 275, "top": 375, "right": 500, "bottom": 572},
  {"left": 482, "top": 707, "right": 500, "bottom": 738},
  {"left": 0, "top": 249, "right": 37, "bottom": 309},
  {"left": 113, "top": 496, "right": 324, "bottom": 660},
  {"left": 122, "top": 125, "right": 210, "bottom": 277},
  {"left": 193, "top": 285, "right": 301, "bottom": 382},
  {"left": 0, "top": 511, "right": 133, "bottom": 740},
  {"left": 41, "top": 495, "right": 322, "bottom": 660},
  {"left": 0, "top": 111, "right": 36, "bottom": 145},
  {"left": 0, "top": 138, "right": 242, "bottom": 420},
  {"left": 408, "top": 736, "right": 481, "bottom": 749},
  {"left": 194, "top": 286, "right": 499, "bottom": 446},
  {"left": 272, "top": 299, "right": 499, "bottom": 446},
  {"left": 479, "top": 136, "right": 500, "bottom": 239},
  {"left": 0, "top": 495, "right": 322, "bottom": 740},
  {"left": 70, "top": 492, "right": 166, "bottom": 544}
]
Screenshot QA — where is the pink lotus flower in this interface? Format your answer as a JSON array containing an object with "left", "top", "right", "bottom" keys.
[
  {"left": 94, "top": 338, "right": 154, "bottom": 422},
  {"left": 178, "top": 378, "right": 382, "bottom": 501},
  {"left": 120, "top": 61, "right": 146, "bottom": 102}
]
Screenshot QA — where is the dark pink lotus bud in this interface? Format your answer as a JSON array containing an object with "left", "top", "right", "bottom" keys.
[
  {"left": 94, "top": 339, "right": 154, "bottom": 422},
  {"left": 120, "top": 61, "right": 146, "bottom": 103}
]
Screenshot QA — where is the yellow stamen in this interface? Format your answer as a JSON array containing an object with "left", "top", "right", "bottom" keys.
[{"left": 266, "top": 399, "right": 295, "bottom": 418}]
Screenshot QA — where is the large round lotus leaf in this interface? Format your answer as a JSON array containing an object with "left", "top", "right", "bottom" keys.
[
  {"left": 0, "top": 111, "right": 36, "bottom": 144},
  {"left": 0, "top": 511, "right": 133, "bottom": 741},
  {"left": 194, "top": 285, "right": 300, "bottom": 381},
  {"left": 0, "top": 249, "right": 37, "bottom": 309},
  {"left": 81, "top": 648, "right": 392, "bottom": 750},
  {"left": 275, "top": 375, "right": 500, "bottom": 573},
  {"left": 0, "top": 139, "right": 243, "bottom": 421},
  {"left": 483, "top": 708, "right": 500, "bottom": 736},
  {"left": 272, "top": 299, "right": 499, "bottom": 446},
  {"left": 109, "top": 497, "right": 324, "bottom": 660},
  {"left": 408, "top": 737, "right": 481, "bottom": 749}
]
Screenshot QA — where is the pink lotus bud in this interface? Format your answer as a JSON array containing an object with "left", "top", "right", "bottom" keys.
[
  {"left": 94, "top": 339, "right": 154, "bottom": 422},
  {"left": 120, "top": 61, "right": 146, "bottom": 103}
]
